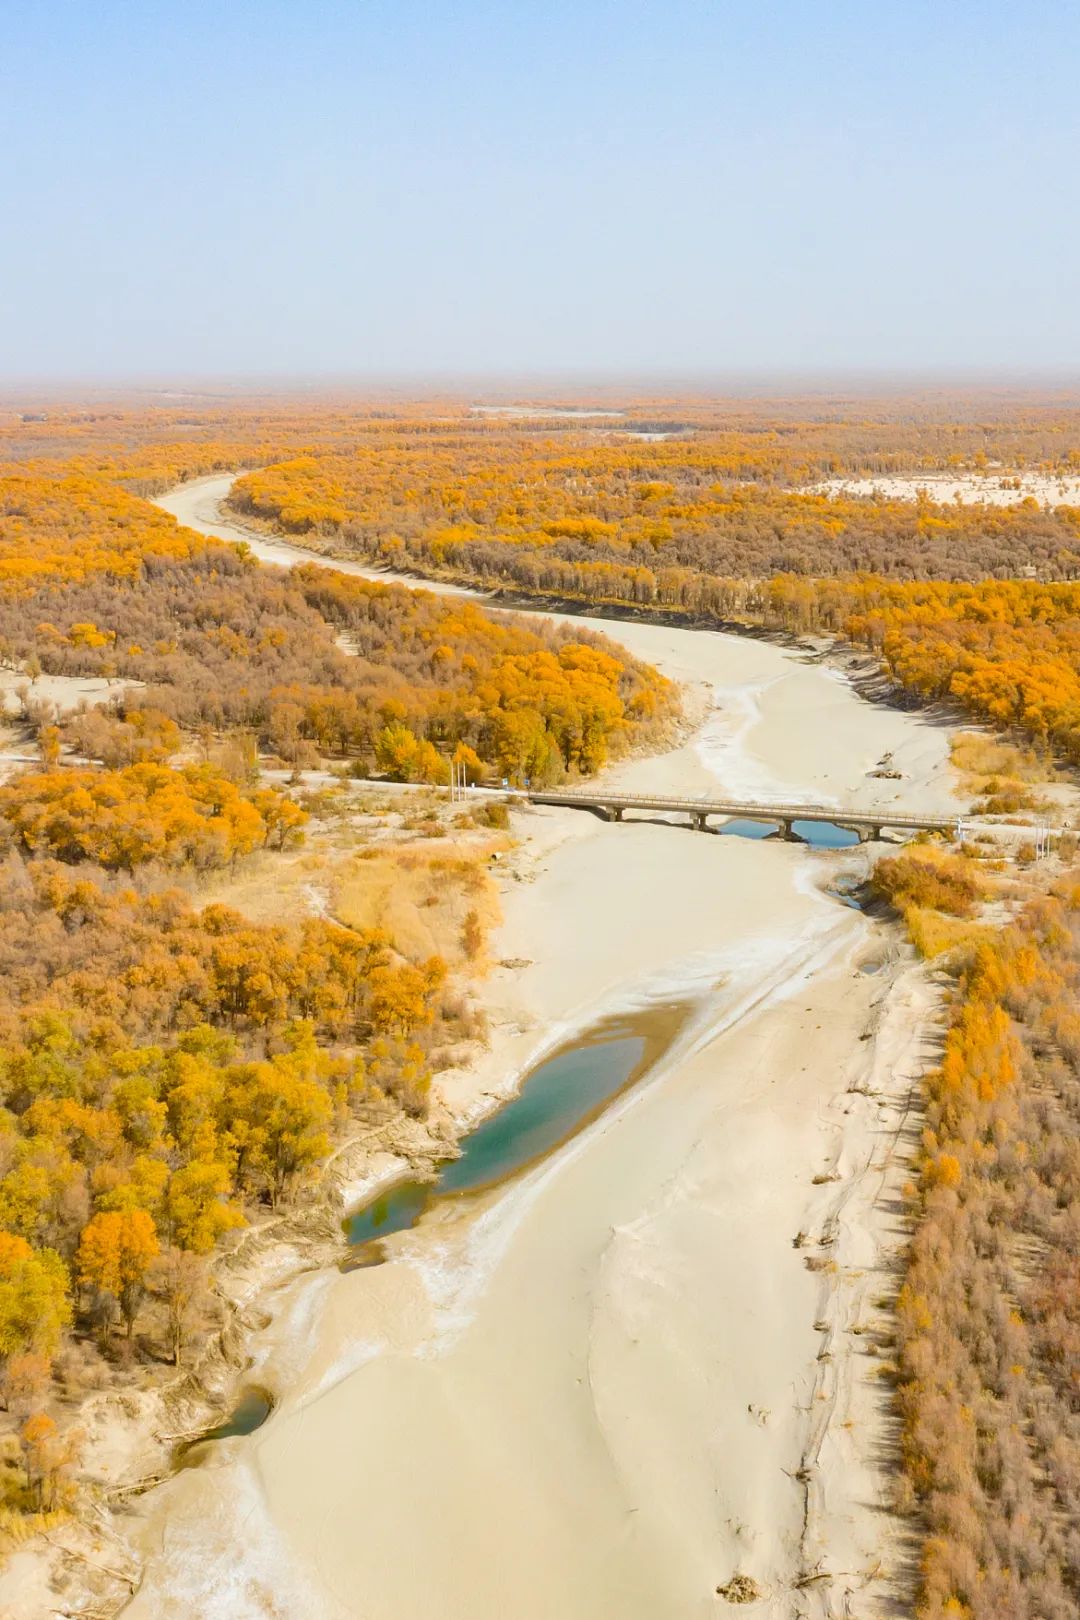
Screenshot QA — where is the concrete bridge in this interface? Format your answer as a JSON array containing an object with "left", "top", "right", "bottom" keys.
[{"left": 520, "top": 788, "right": 959, "bottom": 844}]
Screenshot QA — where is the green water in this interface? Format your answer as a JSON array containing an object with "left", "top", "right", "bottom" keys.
[
  {"left": 345, "top": 1007, "right": 686, "bottom": 1253},
  {"left": 346, "top": 1178, "right": 435, "bottom": 1249},
  {"left": 176, "top": 1385, "right": 274, "bottom": 1464},
  {"left": 185, "top": 1010, "right": 685, "bottom": 1456}
]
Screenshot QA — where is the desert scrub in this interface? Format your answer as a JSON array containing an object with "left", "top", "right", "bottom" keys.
[
  {"left": 871, "top": 846, "right": 984, "bottom": 919},
  {"left": 895, "top": 871, "right": 1080, "bottom": 1618}
]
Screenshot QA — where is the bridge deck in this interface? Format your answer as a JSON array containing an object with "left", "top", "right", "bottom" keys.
[{"left": 524, "top": 788, "right": 957, "bottom": 832}]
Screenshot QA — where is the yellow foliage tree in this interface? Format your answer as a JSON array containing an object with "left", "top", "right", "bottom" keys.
[{"left": 77, "top": 1208, "right": 160, "bottom": 1339}]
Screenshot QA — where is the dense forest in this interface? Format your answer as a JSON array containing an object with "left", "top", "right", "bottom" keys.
[
  {"left": 10, "top": 384, "right": 1080, "bottom": 479},
  {"left": 0, "top": 467, "right": 676, "bottom": 784},
  {"left": 759, "top": 576, "right": 1080, "bottom": 766},
  {"left": 196, "top": 402, "right": 1080, "bottom": 767},
  {"left": 230, "top": 444, "right": 1080, "bottom": 584}
]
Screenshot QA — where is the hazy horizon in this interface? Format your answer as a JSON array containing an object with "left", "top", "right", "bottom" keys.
[
  {"left": 5, "top": 0, "right": 1079, "bottom": 380},
  {"left": 7, "top": 367, "right": 1080, "bottom": 403}
]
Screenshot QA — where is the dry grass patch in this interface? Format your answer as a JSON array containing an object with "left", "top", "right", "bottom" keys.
[
  {"left": 903, "top": 906, "right": 995, "bottom": 961},
  {"left": 951, "top": 733, "right": 1054, "bottom": 814},
  {"left": 951, "top": 733, "right": 1052, "bottom": 784},
  {"left": 333, "top": 841, "right": 505, "bottom": 971},
  {"left": 194, "top": 846, "right": 335, "bottom": 924}
]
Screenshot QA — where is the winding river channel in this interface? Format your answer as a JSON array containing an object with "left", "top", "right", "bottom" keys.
[{"left": 122, "top": 477, "right": 962, "bottom": 1620}]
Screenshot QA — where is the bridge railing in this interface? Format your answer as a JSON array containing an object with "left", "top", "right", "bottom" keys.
[{"left": 524, "top": 788, "right": 958, "bottom": 831}]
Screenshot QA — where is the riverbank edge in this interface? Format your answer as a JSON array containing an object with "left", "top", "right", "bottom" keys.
[
  {"left": 796, "top": 946, "right": 940, "bottom": 1615},
  {"left": 0, "top": 805, "right": 630, "bottom": 1611},
  {"left": 203, "top": 472, "right": 974, "bottom": 731},
  {"left": 15, "top": 846, "right": 938, "bottom": 1620}
]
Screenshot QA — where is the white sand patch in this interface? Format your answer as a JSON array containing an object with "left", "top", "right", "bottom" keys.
[
  {"left": 0, "top": 669, "right": 140, "bottom": 716},
  {"left": 694, "top": 675, "right": 835, "bottom": 803},
  {"left": 811, "top": 469, "right": 1080, "bottom": 508},
  {"left": 124, "top": 1465, "right": 338, "bottom": 1620}
]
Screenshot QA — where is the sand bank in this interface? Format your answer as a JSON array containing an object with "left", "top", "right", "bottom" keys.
[{"left": 103, "top": 478, "right": 962, "bottom": 1620}]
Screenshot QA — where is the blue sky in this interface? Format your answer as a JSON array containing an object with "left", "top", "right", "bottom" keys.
[{"left": 3, "top": 0, "right": 1079, "bottom": 378}]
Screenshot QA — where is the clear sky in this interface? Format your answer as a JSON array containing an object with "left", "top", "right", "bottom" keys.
[{"left": 4, "top": 0, "right": 1079, "bottom": 379}]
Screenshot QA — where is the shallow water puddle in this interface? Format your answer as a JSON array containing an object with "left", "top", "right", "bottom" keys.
[
  {"left": 792, "top": 819, "right": 861, "bottom": 849},
  {"left": 717, "top": 816, "right": 860, "bottom": 848},
  {"left": 181, "top": 1003, "right": 694, "bottom": 1460},
  {"left": 343, "top": 999, "right": 693, "bottom": 1260},
  {"left": 175, "top": 1385, "right": 275, "bottom": 1466}
]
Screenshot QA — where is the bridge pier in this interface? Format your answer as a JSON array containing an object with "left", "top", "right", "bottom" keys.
[
  {"left": 605, "top": 805, "right": 623, "bottom": 822},
  {"left": 778, "top": 818, "right": 798, "bottom": 842},
  {"left": 690, "top": 811, "right": 710, "bottom": 832}
]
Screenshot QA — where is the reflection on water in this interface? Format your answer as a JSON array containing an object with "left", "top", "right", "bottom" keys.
[
  {"left": 717, "top": 816, "right": 860, "bottom": 849},
  {"left": 716, "top": 816, "right": 775, "bottom": 841},
  {"left": 792, "top": 819, "right": 861, "bottom": 849},
  {"left": 346, "top": 1179, "right": 434, "bottom": 1251}
]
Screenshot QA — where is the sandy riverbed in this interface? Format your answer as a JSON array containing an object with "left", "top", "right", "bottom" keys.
[
  {"left": 107, "top": 478, "right": 961, "bottom": 1620},
  {"left": 155, "top": 474, "right": 477, "bottom": 593}
]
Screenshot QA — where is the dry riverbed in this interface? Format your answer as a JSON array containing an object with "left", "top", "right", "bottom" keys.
[{"left": 1, "top": 477, "right": 964, "bottom": 1619}]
